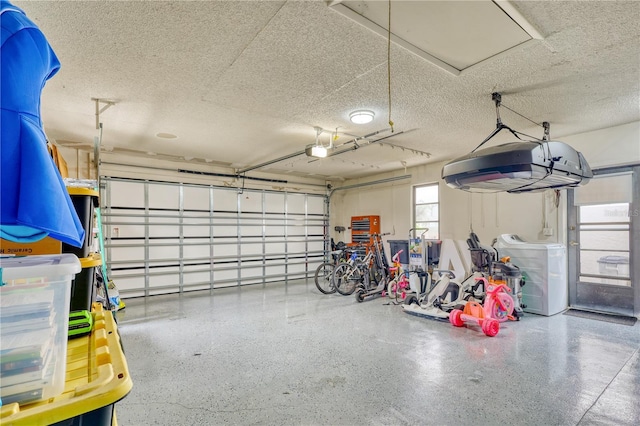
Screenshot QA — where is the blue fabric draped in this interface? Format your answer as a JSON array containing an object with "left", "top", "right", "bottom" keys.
[{"left": 1, "top": 1, "right": 84, "bottom": 247}]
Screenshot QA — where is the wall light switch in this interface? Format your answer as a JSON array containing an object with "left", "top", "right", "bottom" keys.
[{"left": 543, "top": 227, "right": 553, "bottom": 236}]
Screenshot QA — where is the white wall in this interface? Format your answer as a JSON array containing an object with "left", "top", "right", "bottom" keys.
[
  {"left": 562, "top": 120, "right": 640, "bottom": 169},
  {"left": 329, "top": 163, "right": 555, "bottom": 247},
  {"left": 55, "top": 120, "right": 639, "bottom": 245},
  {"left": 330, "top": 121, "right": 639, "bottom": 251}
]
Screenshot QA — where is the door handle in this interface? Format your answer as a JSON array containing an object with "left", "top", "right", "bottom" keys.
[{"left": 569, "top": 241, "right": 579, "bottom": 246}]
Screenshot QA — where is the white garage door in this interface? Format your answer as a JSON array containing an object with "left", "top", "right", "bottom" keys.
[{"left": 101, "top": 177, "right": 327, "bottom": 297}]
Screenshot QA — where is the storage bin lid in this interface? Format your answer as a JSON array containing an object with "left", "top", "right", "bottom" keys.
[
  {"left": 65, "top": 187, "right": 99, "bottom": 198},
  {"left": 597, "top": 255, "right": 629, "bottom": 265},
  {"left": 79, "top": 253, "right": 102, "bottom": 268},
  {"left": 0, "top": 254, "right": 81, "bottom": 281}
]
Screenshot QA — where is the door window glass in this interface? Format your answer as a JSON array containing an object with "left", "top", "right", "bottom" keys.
[{"left": 578, "top": 203, "right": 631, "bottom": 286}]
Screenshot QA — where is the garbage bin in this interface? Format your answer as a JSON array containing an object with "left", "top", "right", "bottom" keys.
[{"left": 388, "top": 240, "right": 409, "bottom": 264}]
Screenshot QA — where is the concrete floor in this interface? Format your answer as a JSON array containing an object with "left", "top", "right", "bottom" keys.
[{"left": 115, "top": 280, "right": 640, "bottom": 426}]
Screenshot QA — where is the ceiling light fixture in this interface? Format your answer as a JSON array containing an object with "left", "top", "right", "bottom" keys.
[
  {"left": 307, "top": 145, "right": 327, "bottom": 158},
  {"left": 349, "top": 110, "right": 375, "bottom": 124}
]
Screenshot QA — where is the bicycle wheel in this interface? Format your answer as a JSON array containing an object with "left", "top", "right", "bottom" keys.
[
  {"left": 333, "top": 263, "right": 361, "bottom": 296},
  {"left": 490, "top": 293, "right": 514, "bottom": 322},
  {"left": 314, "top": 262, "right": 336, "bottom": 294},
  {"left": 387, "top": 277, "right": 398, "bottom": 298},
  {"left": 369, "top": 262, "right": 385, "bottom": 286}
]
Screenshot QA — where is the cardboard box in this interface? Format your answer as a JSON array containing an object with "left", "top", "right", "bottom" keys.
[
  {"left": 47, "top": 142, "right": 69, "bottom": 178},
  {"left": 0, "top": 237, "right": 62, "bottom": 256}
]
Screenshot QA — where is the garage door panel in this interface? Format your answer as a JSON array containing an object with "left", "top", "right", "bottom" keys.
[
  {"left": 149, "top": 244, "right": 179, "bottom": 260},
  {"left": 103, "top": 178, "right": 327, "bottom": 297},
  {"left": 109, "top": 246, "right": 144, "bottom": 262},
  {"left": 212, "top": 189, "right": 237, "bottom": 211},
  {"left": 183, "top": 271, "right": 211, "bottom": 287},
  {"left": 183, "top": 242, "right": 211, "bottom": 259},
  {"left": 149, "top": 184, "right": 179, "bottom": 209},
  {"left": 109, "top": 181, "right": 144, "bottom": 208},
  {"left": 183, "top": 186, "right": 211, "bottom": 210},
  {"left": 265, "top": 193, "right": 284, "bottom": 212}
]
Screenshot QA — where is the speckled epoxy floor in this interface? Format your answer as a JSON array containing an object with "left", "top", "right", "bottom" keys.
[{"left": 115, "top": 280, "right": 640, "bottom": 426}]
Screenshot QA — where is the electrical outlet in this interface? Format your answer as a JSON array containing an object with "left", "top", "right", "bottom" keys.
[{"left": 543, "top": 227, "right": 553, "bottom": 236}]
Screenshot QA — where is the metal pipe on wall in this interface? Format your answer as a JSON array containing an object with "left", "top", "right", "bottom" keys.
[
  {"left": 329, "top": 174, "right": 411, "bottom": 197},
  {"left": 100, "top": 161, "right": 327, "bottom": 188}
]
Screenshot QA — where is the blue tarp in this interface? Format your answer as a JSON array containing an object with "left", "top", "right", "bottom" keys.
[{"left": 1, "top": 1, "right": 84, "bottom": 247}]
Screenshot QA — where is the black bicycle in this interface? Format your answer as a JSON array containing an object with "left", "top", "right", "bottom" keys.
[{"left": 314, "top": 240, "right": 348, "bottom": 294}]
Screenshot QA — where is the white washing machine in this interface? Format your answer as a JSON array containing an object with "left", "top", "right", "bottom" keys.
[{"left": 495, "top": 234, "right": 567, "bottom": 316}]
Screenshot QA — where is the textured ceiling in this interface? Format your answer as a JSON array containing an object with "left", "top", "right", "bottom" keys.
[{"left": 16, "top": 0, "right": 640, "bottom": 181}]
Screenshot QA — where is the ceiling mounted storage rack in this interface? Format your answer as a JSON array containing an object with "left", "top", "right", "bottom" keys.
[{"left": 441, "top": 92, "right": 593, "bottom": 193}]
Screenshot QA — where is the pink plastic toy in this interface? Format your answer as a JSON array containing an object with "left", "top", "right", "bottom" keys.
[
  {"left": 449, "top": 277, "right": 515, "bottom": 337},
  {"left": 387, "top": 250, "right": 410, "bottom": 301}
]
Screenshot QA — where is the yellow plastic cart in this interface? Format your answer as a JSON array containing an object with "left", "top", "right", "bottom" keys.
[{"left": 1, "top": 304, "right": 132, "bottom": 425}]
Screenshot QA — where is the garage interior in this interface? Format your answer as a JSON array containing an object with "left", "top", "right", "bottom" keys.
[{"left": 2, "top": 0, "right": 639, "bottom": 425}]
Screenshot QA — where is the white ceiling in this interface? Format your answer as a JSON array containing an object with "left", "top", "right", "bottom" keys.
[{"left": 17, "top": 0, "right": 640, "bottom": 181}]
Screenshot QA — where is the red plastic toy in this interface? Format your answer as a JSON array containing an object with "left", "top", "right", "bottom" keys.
[
  {"left": 387, "top": 250, "right": 410, "bottom": 301},
  {"left": 448, "top": 277, "right": 514, "bottom": 337}
]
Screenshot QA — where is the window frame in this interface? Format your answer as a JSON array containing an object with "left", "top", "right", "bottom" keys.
[{"left": 413, "top": 183, "right": 440, "bottom": 239}]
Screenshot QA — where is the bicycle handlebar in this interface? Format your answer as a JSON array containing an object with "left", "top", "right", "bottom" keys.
[
  {"left": 392, "top": 249, "right": 403, "bottom": 262},
  {"left": 433, "top": 269, "right": 455, "bottom": 279}
]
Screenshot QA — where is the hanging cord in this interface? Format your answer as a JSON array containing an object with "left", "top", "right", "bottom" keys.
[
  {"left": 500, "top": 103, "right": 544, "bottom": 128},
  {"left": 387, "top": 0, "right": 394, "bottom": 132},
  {"left": 462, "top": 91, "right": 566, "bottom": 194},
  {"left": 471, "top": 93, "right": 547, "bottom": 153}
]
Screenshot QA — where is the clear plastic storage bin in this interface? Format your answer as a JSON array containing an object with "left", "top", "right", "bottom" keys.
[{"left": 0, "top": 254, "right": 81, "bottom": 405}]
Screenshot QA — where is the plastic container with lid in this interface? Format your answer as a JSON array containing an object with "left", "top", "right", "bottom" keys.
[
  {"left": 0, "top": 254, "right": 81, "bottom": 405},
  {"left": 0, "top": 304, "right": 132, "bottom": 426},
  {"left": 597, "top": 255, "right": 629, "bottom": 276},
  {"left": 597, "top": 255, "right": 630, "bottom": 285}
]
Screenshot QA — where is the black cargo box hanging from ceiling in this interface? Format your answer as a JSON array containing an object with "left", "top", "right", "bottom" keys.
[{"left": 441, "top": 92, "right": 593, "bottom": 194}]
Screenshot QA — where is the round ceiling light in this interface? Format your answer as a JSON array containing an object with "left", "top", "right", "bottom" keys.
[{"left": 349, "top": 110, "right": 375, "bottom": 124}]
